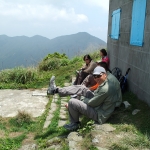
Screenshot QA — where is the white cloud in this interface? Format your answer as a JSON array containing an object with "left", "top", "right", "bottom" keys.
[
  {"left": 0, "top": 0, "right": 88, "bottom": 23},
  {"left": 83, "top": 0, "right": 109, "bottom": 11},
  {"left": 0, "top": 0, "right": 108, "bottom": 41},
  {"left": 52, "top": 8, "right": 88, "bottom": 23}
]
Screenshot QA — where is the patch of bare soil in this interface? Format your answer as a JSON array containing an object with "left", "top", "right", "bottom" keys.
[
  {"left": 0, "top": 130, "right": 5, "bottom": 138},
  {"left": 0, "top": 130, "right": 23, "bottom": 138},
  {"left": 0, "top": 130, "right": 24, "bottom": 138},
  {"left": 9, "top": 132, "right": 23, "bottom": 138},
  {"left": 21, "top": 133, "right": 36, "bottom": 145}
]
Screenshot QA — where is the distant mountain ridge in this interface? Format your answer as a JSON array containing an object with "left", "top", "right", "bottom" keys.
[{"left": 0, "top": 32, "right": 106, "bottom": 70}]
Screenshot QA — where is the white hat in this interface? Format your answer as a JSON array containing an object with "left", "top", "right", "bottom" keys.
[{"left": 93, "top": 66, "right": 106, "bottom": 75}]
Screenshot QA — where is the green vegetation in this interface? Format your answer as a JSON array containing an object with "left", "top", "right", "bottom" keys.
[
  {"left": 0, "top": 52, "right": 150, "bottom": 149},
  {"left": 9, "top": 110, "right": 33, "bottom": 129}
]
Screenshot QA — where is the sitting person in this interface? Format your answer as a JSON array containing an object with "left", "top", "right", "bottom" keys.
[
  {"left": 99, "top": 49, "right": 110, "bottom": 67},
  {"left": 81, "top": 61, "right": 111, "bottom": 91},
  {"left": 74, "top": 54, "right": 97, "bottom": 85},
  {"left": 47, "top": 66, "right": 122, "bottom": 131}
]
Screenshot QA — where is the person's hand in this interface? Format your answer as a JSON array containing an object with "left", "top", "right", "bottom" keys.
[{"left": 65, "top": 103, "right": 68, "bottom": 109}]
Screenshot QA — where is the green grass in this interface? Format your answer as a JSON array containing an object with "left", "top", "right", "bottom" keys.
[
  {"left": 0, "top": 134, "right": 26, "bottom": 150},
  {"left": 35, "top": 96, "right": 70, "bottom": 150},
  {"left": 109, "top": 91, "right": 150, "bottom": 135},
  {"left": 107, "top": 91, "right": 150, "bottom": 149}
]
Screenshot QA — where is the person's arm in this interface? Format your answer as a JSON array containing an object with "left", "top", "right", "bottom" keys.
[
  {"left": 84, "top": 61, "right": 97, "bottom": 73},
  {"left": 87, "top": 91, "right": 108, "bottom": 107},
  {"left": 81, "top": 64, "right": 88, "bottom": 70},
  {"left": 87, "top": 82, "right": 108, "bottom": 107}
]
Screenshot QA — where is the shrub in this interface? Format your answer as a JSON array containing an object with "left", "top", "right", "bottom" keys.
[
  {"left": 60, "top": 59, "right": 69, "bottom": 66},
  {"left": 38, "top": 58, "right": 61, "bottom": 71},
  {"left": 43, "top": 52, "right": 68, "bottom": 61},
  {"left": 38, "top": 53, "right": 70, "bottom": 71},
  {"left": 69, "top": 56, "right": 82, "bottom": 64}
]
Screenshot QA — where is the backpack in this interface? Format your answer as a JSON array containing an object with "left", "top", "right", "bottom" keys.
[
  {"left": 111, "top": 67, "right": 122, "bottom": 80},
  {"left": 119, "top": 68, "right": 130, "bottom": 93}
]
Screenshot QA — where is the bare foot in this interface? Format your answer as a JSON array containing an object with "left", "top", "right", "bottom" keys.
[{"left": 65, "top": 103, "right": 68, "bottom": 109}]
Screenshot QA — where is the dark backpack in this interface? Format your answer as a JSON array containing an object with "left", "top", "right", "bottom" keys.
[
  {"left": 119, "top": 68, "right": 130, "bottom": 93},
  {"left": 111, "top": 67, "right": 122, "bottom": 80}
]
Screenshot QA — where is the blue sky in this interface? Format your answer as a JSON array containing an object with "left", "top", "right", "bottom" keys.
[{"left": 0, "top": 0, "right": 109, "bottom": 42}]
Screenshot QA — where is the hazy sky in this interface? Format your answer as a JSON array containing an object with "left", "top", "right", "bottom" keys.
[{"left": 0, "top": 0, "right": 109, "bottom": 42}]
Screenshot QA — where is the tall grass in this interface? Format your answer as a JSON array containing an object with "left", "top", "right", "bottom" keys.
[{"left": 0, "top": 67, "right": 37, "bottom": 84}]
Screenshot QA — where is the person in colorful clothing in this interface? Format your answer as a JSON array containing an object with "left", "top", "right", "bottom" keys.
[{"left": 100, "top": 49, "right": 110, "bottom": 67}]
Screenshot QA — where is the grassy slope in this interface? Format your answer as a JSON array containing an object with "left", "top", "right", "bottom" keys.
[{"left": 0, "top": 52, "right": 150, "bottom": 149}]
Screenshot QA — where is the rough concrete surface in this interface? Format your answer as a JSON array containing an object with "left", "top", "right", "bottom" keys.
[{"left": 0, "top": 88, "right": 48, "bottom": 118}]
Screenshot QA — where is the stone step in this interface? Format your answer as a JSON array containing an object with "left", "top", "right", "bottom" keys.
[{"left": 43, "top": 95, "right": 58, "bottom": 129}]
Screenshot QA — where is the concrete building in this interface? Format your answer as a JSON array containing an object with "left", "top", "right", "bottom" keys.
[{"left": 107, "top": 0, "right": 150, "bottom": 105}]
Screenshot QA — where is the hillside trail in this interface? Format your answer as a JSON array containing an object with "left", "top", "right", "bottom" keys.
[{"left": 0, "top": 77, "right": 121, "bottom": 150}]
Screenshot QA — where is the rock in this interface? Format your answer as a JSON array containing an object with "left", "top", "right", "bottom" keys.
[
  {"left": 67, "top": 132, "right": 83, "bottom": 142},
  {"left": 96, "top": 147, "right": 108, "bottom": 150},
  {"left": 46, "top": 137, "right": 61, "bottom": 146},
  {"left": 123, "top": 101, "right": 131, "bottom": 109},
  {"left": 67, "top": 132, "right": 83, "bottom": 150},
  {"left": 46, "top": 145, "right": 62, "bottom": 150},
  {"left": 132, "top": 109, "right": 140, "bottom": 115},
  {"left": 93, "top": 124, "right": 116, "bottom": 132},
  {"left": 18, "top": 143, "right": 37, "bottom": 150},
  {"left": 92, "top": 138, "right": 99, "bottom": 143}
]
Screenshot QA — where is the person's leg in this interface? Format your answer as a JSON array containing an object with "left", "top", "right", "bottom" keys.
[
  {"left": 47, "top": 76, "right": 94, "bottom": 98},
  {"left": 81, "top": 74, "right": 97, "bottom": 87},
  {"left": 68, "top": 98, "right": 98, "bottom": 123},
  {"left": 78, "top": 71, "right": 89, "bottom": 84},
  {"left": 73, "top": 72, "right": 80, "bottom": 85},
  {"left": 58, "top": 85, "right": 94, "bottom": 98},
  {"left": 63, "top": 98, "right": 98, "bottom": 130}
]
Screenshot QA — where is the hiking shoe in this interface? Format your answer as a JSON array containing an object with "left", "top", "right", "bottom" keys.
[
  {"left": 49, "top": 76, "right": 56, "bottom": 88},
  {"left": 63, "top": 122, "right": 80, "bottom": 131},
  {"left": 47, "top": 76, "right": 56, "bottom": 95}
]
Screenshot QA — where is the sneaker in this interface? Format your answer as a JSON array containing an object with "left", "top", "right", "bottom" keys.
[
  {"left": 49, "top": 76, "right": 56, "bottom": 88},
  {"left": 47, "top": 76, "right": 56, "bottom": 95},
  {"left": 63, "top": 122, "right": 80, "bottom": 131}
]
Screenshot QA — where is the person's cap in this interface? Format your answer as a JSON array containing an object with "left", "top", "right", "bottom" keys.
[{"left": 93, "top": 66, "right": 106, "bottom": 75}]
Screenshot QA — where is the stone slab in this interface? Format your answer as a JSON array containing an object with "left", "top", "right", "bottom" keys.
[{"left": 0, "top": 89, "right": 48, "bottom": 118}]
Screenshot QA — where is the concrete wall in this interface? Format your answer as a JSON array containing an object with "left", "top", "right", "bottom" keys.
[{"left": 107, "top": 0, "right": 150, "bottom": 105}]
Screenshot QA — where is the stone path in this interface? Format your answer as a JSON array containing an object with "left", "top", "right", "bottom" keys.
[
  {"left": 43, "top": 82, "right": 71, "bottom": 129},
  {"left": 43, "top": 94, "right": 68, "bottom": 129},
  {"left": 58, "top": 97, "right": 68, "bottom": 127},
  {"left": 1, "top": 77, "right": 116, "bottom": 150}
]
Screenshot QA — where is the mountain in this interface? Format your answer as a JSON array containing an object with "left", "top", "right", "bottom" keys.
[{"left": 0, "top": 32, "right": 106, "bottom": 70}]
